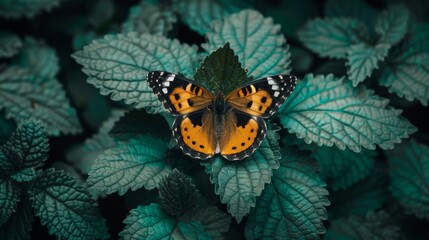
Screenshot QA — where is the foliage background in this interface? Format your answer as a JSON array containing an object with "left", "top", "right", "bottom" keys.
[{"left": 1, "top": 0, "right": 429, "bottom": 239}]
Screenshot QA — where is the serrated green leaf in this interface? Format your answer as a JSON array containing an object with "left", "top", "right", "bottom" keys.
[
  {"left": 347, "top": 43, "right": 390, "bottom": 86},
  {"left": 194, "top": 43, "right": 247, "bottom": 93},
  {"left": 0, "top": 198, "right": 34, "bottom": 240},
  {"left": 387, "top": 140, "right": 429, "bottom": 220},
  {"left": 0, "top": 175, "right": 20, "bottom": 225},
  {"left": 0, "top": 0, "right": 63, "bottom": 19},
  {"left": 298, "top": 17, "right": 368, "bottom": 59},
  {"left": 201, "top": 128, "right": 280, "bottom": 222},
  {"left": 278, "top": 74, "right": 417, "bottom": 152},
  {"left": 375, "top": 4, "right": 410, "bottom": 46},
  {"left": 0, "top": 121, "right": 49, "bottom": 173},
  {"left": 324, "top": 211, "right": 400, "bottom": 240},
  {"left": 330, "top": 172, "right": 388, "bottom": 219},
  {"left": 0, "top": 31, "right": 22, "bottom": 58},
  {"left": 87, "top": 134, "right": 172, "bottom": 195},
  {"left": 122, "top": 1, "right": 177, "bottom": 35},
  {"left": 191, "top": 206, "right": 231, "bottom": 240},
  {"left": 28, "top": 169, "right": 109, "bottom": 240},
  {"left": 0, "top": 38, "right": 82, "bottom": 135},
  {"left": 158, "top": 169, "right": 200, "bottom": 217},
  {"left": 10, "top": 168, "right": 37, "bottom": 182},
  {"left": 203, "top": 9, "right": 291, "bottom": 80},
  {"left": 379, "top": 24, "right": 429, "bottom": 106},
  {"left": 324, "top": 0, "right": 378, "bottom": 27},
  {"left": 120, "top": 204, "right": 210, "bottom": 240},
  {"left": 245, "top": 147, "right": 329, "bottom": 240},
  {"left": 72, "top": 33, "right": 198, "bottom": 113}
]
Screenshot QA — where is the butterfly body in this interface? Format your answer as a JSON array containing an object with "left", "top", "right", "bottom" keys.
[{"left": 147, "top": 71, "right": 297, "bottom": 161}]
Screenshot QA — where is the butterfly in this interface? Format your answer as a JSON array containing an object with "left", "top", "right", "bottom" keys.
[{"left": 147, "top": 71, "right": 298, "bottom": 161}]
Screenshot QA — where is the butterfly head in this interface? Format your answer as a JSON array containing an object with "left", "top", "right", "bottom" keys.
[{"left": 213, "top": 92, "right": 227, "bottom": 114}]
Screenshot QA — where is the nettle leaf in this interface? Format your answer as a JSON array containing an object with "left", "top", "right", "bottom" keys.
[
  {"left": 0, "top": 0, "right": 63, "bottom": 19},
  {"left": 194, "top": 43, "right": 247, "bottom": 93},
  {"left": 324, "top": 0, "right": 378, "bottom": 27},
  {"left": 346, "top": 43, "right": 390, "bottom": 86},
  {"left": 298, "top": 17, "right": 368, "bottom": 59},
  {"left": 87, "top": 134, "right": 172, "bottom": 195},
  {"left": 192, "top": 206, "right": 231, "bottom": 240},
  {"left": 375, "top": 4, "right": 410, "bottom": 46},
  {"left": 278, "top": 74, "right": 417, "bottom": 152},
  {"left": 28, "top": 169, "right": 109, "bottom": 240},
  {"left": 158, "top": 169, "right": 200, "bottom": 217},
  {"left": 379, "top": 24, "right": 429, "bottom": 106},
  {"left": 324, "top": 211, "right": 400, "bottom": 240},
  {"left": 72, "top": 33, "right": 198, "bottom": 113},
  {"left": 0, "top": 31, "right": 22, "bottom": 58},
  {"left": 10, "top": 168, "right": 37, "bottom": 183},
  {"left": 0, "top": 175, "right": 21, "bottom": 225},
  {"left": 201, "top": 127, "right": 280, "bottom": 222},
  {"left": 387, "top": 140, "right": 429, "bottom": 220},
  {"left": 0, "top": 38, "right": 82, "bottom": 135},
  {"left": 0, "top": 199, "right": 34, "bottom": 240},
  {"left": 120, "top": 204, "right": 210, "bottom": 240},
  {"left": 245, "top": 147, "right": 329, "bottom": 240},
  {"left": 330, "top": 172, "right": 388, "bottom": 219},
  {"left": 203, "top": 9, "right": 291, "bottom": 80},
  {"left": 122, "top": 1, "right": 177, "bottom": 35}
]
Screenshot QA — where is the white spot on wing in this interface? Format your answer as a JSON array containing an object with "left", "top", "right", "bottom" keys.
[
  {"left": 268, "top": 80, "right": 275, "bottom": 85},
  {"left": 272, "top": 85, "right": 279, "bottom": 90},
  {"left": 167, "top": 75, "right": 175, "bottom": 82},
  {"left": 162, "top": 82, "right": 170, "bottom": 87},
  {"left": 162, "top": 88, "right": 168, "bottom": 94},
  {"left": 274, "top": 91, "right": 280, "bottom": 97}
]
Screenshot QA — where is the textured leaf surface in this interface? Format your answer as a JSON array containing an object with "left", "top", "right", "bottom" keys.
[
  {"left": 203, "top": 9, "right": 291, "bottom": 80},
  {"left": 192, "top": 206, "right": 231, "bottom": 240},
  {"left": 0, "top": 38, "right": 81, "bottom": 135},
  {"left": 120, "top": 204, "right": 210, "bottom": 240},
  {"left": 387, "top": 140, "right": 429, "bottom": 220},
  {"left": 324, "top": 0, "right": 378, "bottom": 27},
  {"left": 0, "top": 175, "right": 20, "bottom": 225},
  {"left": 159, "top": 169, "right": 200, "bottom": 217},
  {"left": 201, "top": 128, "right": 280, "bottom": 222},
  {"left": 28, "top": 169, "right": 109, "bottom": 240},
  {"left": 0, "top": 199, "right": 34, "bottom": 240},
  {"left": 347, "top": 43, "right": 390, "bottom": 86},
  {"left": 72, "top": 33, "right": 198, "bottom": 112},
  {"left": 245, "top": 147, "right": 329, "bottom": 240},
  {"left": 10, "top": 168, "right": 37, "bottom": 183},
  {"left": 0, "top": 0, "right": 63, "bottom": 19},
  {"left": 122, "top": 1, "right": 176, "bottom": 35},
  {"left": 87, "top": 134, "right": 172, "bottom": 195},
  {"left": 379, "top": 24, "right": 429, "bottom": 106},
  {"left": 375, "top": 5, "right": 410, "bottom": 46},
  {"left": 325, "top": 211, "right": 400, "bottom": 240},
  {"left": 0, "top": 31, "right": 22, "bottom": 58},
  {"left": 298, "top": 18, "right": 368, "bottom": 59},
  {"left": 194, "top": 43, "right": 247, "bottom": 93},
  {"left": 278, "top": 74, "right": 416, "bottom": 152}
]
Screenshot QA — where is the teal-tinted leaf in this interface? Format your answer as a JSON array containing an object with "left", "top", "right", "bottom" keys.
[
  {"left": 201, "top": 128, "right": 280, "bottom": 222},
  {"left": 0, "top": 198, "right": 34, "bottom": 240},
  {"left": 120, "top": 204, "right": 210, "bottom": 240},
  {"left": 324, "top": 0, "right": 378, "bottom": 27},
  {"left": 0, "top": 38, "right": 82, "bottom": 135},
  {"left": 0, "top": 121, "right": 48, "bottom": 173},
  {"left": 192, "top": 206, "right": 231, "bottom": 240},
  {"left": 158, "top": 169, "right": 200, "bottom": 217},
  {"left": 375, "top": 4, "right": 410, "bottom": 46},
  {"left": 346, "top": 43, "right": 390, "bottom": 86},
  {"left": 379, "top": 24, "right": 429, "bottom": 106},
  {"left": 194, "top": 43, "right": 247, "bottom": 93},
  {"left": 278, "top": 74, "right": 417, "bottom": 152},
  {"left": 72, "top": 33, "right": 198, "bottom": 113},
  {"left": 298, "top": 18, "right": 368, "bottom": 59},
  {"left": 245, "top": 147, "right": 329, "bottom": 240},
  {"left": 0, "top": 31, "right": 22, "bottom": 58},
  {"left": 10, "top": 168, "right": 37, "bottom": 182},
  {"left": 89, "top": 0, "right": 115, "bottom": 28},
  {"left": 0, "top": 0, "right": 63, "bottom": 19},
  {"left": 72, "top": 31, "right": 98, "bottom": 51},
  {"left": 330, "top": 172, "right": 388, "bottom": 219},
  {"left": 122, "top": 1, "right": 177, "bottom": 35},
  {"left": 387, "top": 140, "right": 429, "bottom": 220},
  {"left": 0, "top": 175, "right": 20, "bottom": 225},
  {"left": 28, "top": 169, "right": 109, "bottom": 240},
  {"left": 203, "top": 9, "right": 291, "bottom": 80},
  {"left": 324, "top": 211, "right": 400, "bottom": 240},
  {"left": 87, "top": 134, "right": 172, "bottom": 195}
]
